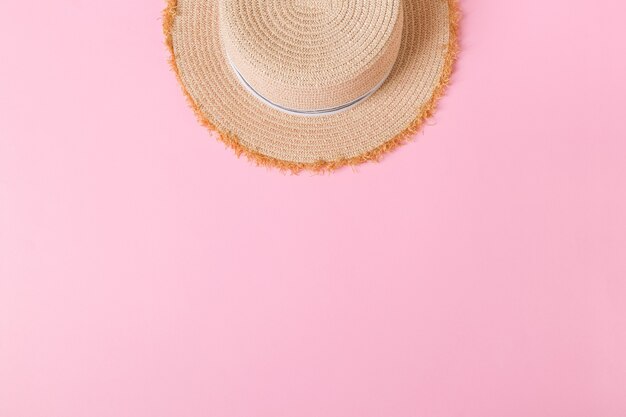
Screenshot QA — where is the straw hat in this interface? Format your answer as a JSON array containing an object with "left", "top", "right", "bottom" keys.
[{"left": 163, "top": 0, "right": 459, "bottom": 172}]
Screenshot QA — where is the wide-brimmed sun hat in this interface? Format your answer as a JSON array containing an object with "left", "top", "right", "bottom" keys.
[{"left": 163, "top": 0, "right": 459, "bottom": 172}]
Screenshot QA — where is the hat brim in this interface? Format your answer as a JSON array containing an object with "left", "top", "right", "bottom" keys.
[{"left": 163, "top": 0, "right": 459, "bottom": 173}]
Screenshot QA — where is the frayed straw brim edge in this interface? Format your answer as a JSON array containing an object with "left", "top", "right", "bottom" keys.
[{"left": 163, "top": 0, "right": 460, "bottom": 174}]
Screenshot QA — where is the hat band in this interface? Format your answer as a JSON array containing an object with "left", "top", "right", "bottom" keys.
[{"left": 228, "top": 56, "right": 392, "bottom": 117}]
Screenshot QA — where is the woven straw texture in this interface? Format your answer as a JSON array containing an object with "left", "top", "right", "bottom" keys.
[
  {"left": 164, "top": 0, "right": 459, "bottom": 172},
  {"left": 221, "top": 0, "right": 404, "bottom": 111}
]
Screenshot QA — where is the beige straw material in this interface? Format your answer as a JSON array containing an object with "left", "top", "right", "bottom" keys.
[
  {"left": 220, "top": 0, "right": 404, "bottom": 111},
  {"left": 163, "top": 0, "right": 459, "bottom": 172}
]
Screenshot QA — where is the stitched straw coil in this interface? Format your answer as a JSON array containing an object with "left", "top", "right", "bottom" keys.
[
  {"left": 221, "top": 0, "right": 404, "bottom": 111},
  {"left": 164, "top": 0, "right": 459, "bottom": 172}
]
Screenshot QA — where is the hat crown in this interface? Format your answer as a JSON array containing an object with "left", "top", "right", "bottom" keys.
[{"left": 220, "top": 0, "right": 403, "bottom": 112}]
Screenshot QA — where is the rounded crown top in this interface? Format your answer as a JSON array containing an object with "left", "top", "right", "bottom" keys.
[{"left": 220, "top": 0, "right": 404, "bottom": 112}]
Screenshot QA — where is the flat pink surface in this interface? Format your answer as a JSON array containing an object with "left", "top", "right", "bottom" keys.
[{"left": 1, "top": 0, "right": 626, "bottom": 416}]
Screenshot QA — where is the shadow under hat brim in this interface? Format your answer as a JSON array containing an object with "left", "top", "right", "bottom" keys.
[{"left": 164, "top": 0, "right": 459, "bottom": 173}]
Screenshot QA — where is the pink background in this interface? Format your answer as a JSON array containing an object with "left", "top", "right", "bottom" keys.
[{"left": 1, "top": 0, "right": 626, "bottom": 416}]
